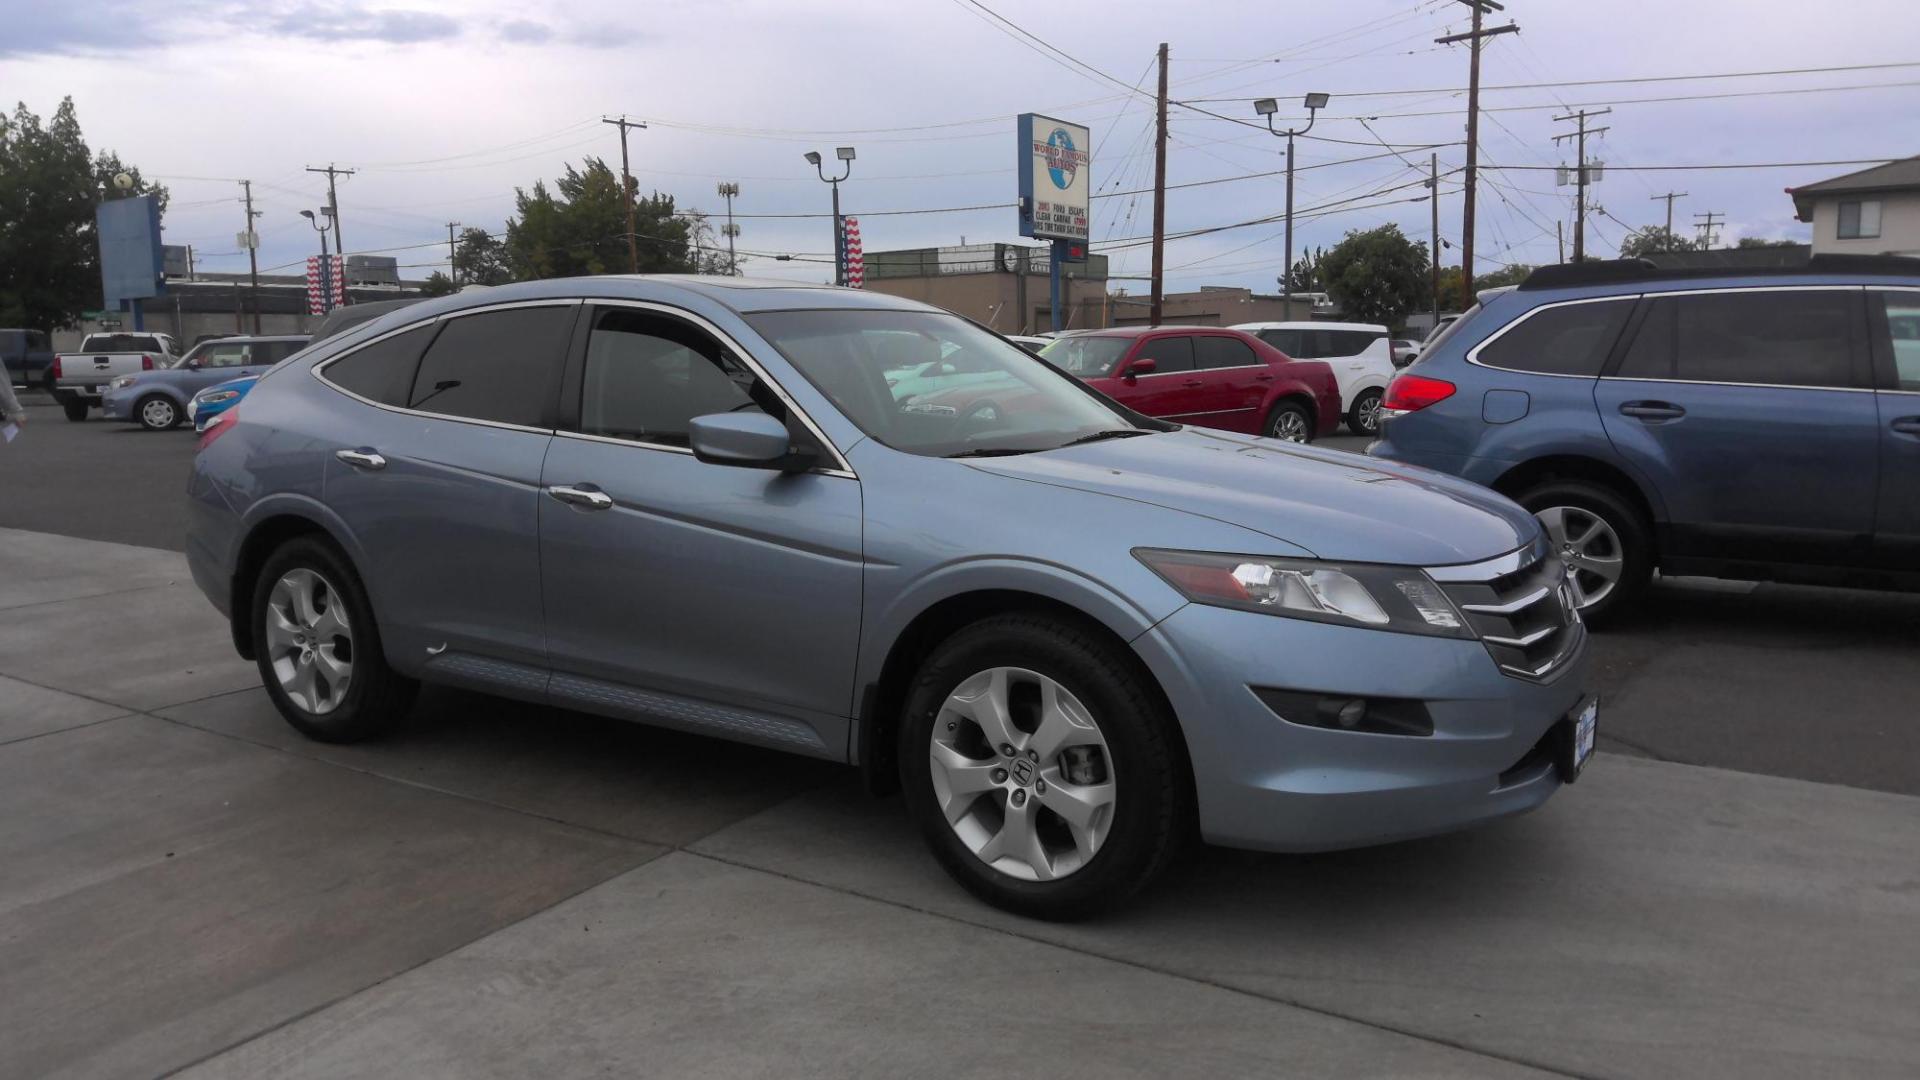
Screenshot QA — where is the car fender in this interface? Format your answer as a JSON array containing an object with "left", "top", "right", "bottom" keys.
[{"left": 230, "top": 492, "right": 394, "bottom": 629}]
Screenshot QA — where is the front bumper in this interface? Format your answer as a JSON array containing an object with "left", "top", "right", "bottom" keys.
[
  {"left": 100, "top": 387, "right": 136, "bottom": 420},
  {"left": 1133, "top": 601, "right": 1591, "bottom": 853}
]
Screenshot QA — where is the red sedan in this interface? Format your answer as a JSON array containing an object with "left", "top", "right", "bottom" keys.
[{"left": 1037, "top": 326, "right": 1340, "bottom": 442}]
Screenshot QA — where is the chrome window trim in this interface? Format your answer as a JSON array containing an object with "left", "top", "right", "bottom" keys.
[
  {"left": 1169, "top": 405, "right": 1259, "bottom": 417},
  {"left": 309, "top": 299, "right": 582, "bottom": 437},
  {"left": 1463, "top": 294, "right": 1639, "bottom": 380},
  {"left": 585, "top": 298, "right": 856, "bottom": 478}
]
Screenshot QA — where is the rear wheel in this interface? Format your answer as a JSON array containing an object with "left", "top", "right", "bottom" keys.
[
  {"left": 59, "top": 396, "right": 88, "bottom": 423},
  {"left": 1346, "top": 388, "right": 1384, "bottom": 435},
  {"left": 898, "top": 614, "right": 1187, "bottom": 920},
  {"left": 1515, "top": 479, "right": 1653, "bottom": 625},
  {"left": 253, "top": 536, "right": 416, "bottom": 743},
  {"left": 1262, "top": 400, "right": 1312, "bottom": 443},
  {"left": 136, "top": 394, "right": 180, "bottom": 431}
]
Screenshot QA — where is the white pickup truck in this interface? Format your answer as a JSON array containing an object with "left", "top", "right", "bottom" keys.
[{"left": 52, "top": 332, "right": 180, "bottom": 422}]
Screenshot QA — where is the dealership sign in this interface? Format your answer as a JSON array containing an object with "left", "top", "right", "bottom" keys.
[{"left": 1017, "top": 113, "right": 1089, "bottom": 243}]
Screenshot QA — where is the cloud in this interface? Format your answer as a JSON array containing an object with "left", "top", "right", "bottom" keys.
[
  {"left": 0, "top": 1, "right": 188, "bottom": 58},
  {"left": 561, "top": 23, "right": 652, "bottom": 49},
  {"left": 270, "top": 5, "right": 460, "bottom": 44},
  {"left": 498, "top": 19, "right": 553, "bottom": 44}
]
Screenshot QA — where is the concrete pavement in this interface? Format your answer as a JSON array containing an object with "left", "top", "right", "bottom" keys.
[{"left": 2, "top": 526, "right": 1916, "bottom": 1078}]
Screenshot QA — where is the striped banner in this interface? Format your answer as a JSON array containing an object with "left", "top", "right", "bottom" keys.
[
  {"left": 305, "top": 256, "right": 346, "bottom": 314},
  {"left": 842, "top": 217, "right": 864, "bottom": 289}
]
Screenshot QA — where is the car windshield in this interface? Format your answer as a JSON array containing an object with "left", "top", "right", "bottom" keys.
[
  {"left": 171, "top": 343, "right": 214, "bottom": 369},
  {"left": 747, "top": 309, "right": 1142, "bottom": 458},
  {"left": 1037, "top": 335, "right": 1131, "bottom": 377}
]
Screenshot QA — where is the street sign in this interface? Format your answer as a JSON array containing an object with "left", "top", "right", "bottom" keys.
[{"left": 1017, "top": 113, "right": 1090, "bottom": 243}]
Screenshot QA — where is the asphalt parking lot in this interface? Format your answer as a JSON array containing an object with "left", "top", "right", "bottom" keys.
[{"left": 3, "top": 395, "right": 1918, "bottom": 1078}]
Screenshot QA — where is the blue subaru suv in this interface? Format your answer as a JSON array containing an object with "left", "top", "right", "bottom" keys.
[{"left": 1371, "top": 255, "right": 1920, "bottom": 621}]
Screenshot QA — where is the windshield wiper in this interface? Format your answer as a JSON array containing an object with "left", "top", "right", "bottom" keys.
[
  {"left": 945, "top": 446, "right": 1038, "bottom": 458},
  {"left": 1056, "top": 429, "right": 1153, "bottom": 449}
]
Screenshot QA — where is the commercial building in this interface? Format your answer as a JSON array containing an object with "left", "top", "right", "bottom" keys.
[
  {"left": 52, "top": 267, "right": 428, "bottom": 352},
  {"left": 1788, "top": 156, "right": 1920, "bottom": 257}
]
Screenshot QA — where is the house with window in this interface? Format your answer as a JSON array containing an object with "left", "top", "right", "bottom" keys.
[{"left": 1787, "top": 155, "right": 1920, "bottom": 256}]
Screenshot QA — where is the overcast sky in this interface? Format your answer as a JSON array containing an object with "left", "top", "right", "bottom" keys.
[{"left": 4, "top": 0, "right": 1917, "bottom": 293}]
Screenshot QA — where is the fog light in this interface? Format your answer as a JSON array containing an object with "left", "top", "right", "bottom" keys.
[
  {"left": 1334, "top": 698, "right": 1366, "bottom": 729},
  {"left": 1060, "top": 745, "right": 1107, "bottom": 785}
]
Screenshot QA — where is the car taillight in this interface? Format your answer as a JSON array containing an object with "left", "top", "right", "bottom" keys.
[
  {"left": 198, "top": 406, "right": 238, "bottom": 450},
  {"left": 141, "top": 354, "right": 155, "bottom": 370},
  {"left": 1381, "top": 374, "right": 1456, "bottom": 415},
  {"left": 51, "top": 356, "right": 62, "bottom": 380}
]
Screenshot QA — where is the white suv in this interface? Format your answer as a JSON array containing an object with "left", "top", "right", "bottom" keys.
[{"left": 1229, "top": 321, "right": 1394, "bottom": 435}]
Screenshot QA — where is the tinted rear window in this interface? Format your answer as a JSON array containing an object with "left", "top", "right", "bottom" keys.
[
  {"left": 1254, "top": 328, "right": 1377, "bottom": 358},
  {"left": 1476, "top": 299, "right": 1633, "bottom": 377},
  {"left": 1137, "top": 335, "right": 1195, "bottom": 373},
  {"left": 406, "top": 306, "right": 571, "bottom": 426},
  {"left": 1196, "top": 335, "right": 1260, "bottom": 369},
  {"left": 323, "top": 325, "right": 435, "bottom": 406},
  {"left": 1615, "top": 290, "right": 1856, "bottom": 388}
]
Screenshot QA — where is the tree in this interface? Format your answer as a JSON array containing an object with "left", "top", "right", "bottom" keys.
[
  {"left": 1617, "top": 226, "right": 1702, "bottom": 258},
  {"left": 1282, "top": 246, "right": 1326, "bottom": 294},
  {"left": 504, "top": 157, "right": 707, "bottom": 279},
  {"left": 1735, "top": 236, "right": 1799, "bottom": 249},
  {"left": 1435, "top": 263, "right": 1534, "bottom": 311},
  {"left": 452, "top": 227, "right": 510, "bottom": 285},
  {"left": 0, "top": 97, "right": 166, "bottom": 332},
  {"left": 1317, "top": 225, "right": 1429, "bottom": 327},
  {"left": 419, "top": 272, "right": 458, "bottom": 297}
]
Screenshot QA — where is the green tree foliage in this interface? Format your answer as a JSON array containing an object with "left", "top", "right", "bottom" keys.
[
  {"left": 1735, "top": 236, "right": 1800, "bottom": 248},
  {"left": 1282, "top": 246, "right": 1326, "bottom": 293},
  {"left": 0, "top": 98, "right": 164, "bottom": 331},
  {"left": 505, "top": 157, "right": 710, "bottom": 279},
  {"left": 1435, "top": 263, "right": 1535, "bottom": 311},
  {"left": 1617, "top": 226, "right": 1702, "bottom": 258},
  {"left": 453, "top": 227, "right": 511, "bottom": 286},
  {"left": 419, "top": 271, "right": 458, "bottom": 297},
  {"left": 1319, "top": 225, "right": 1430, "bottom": 326}
]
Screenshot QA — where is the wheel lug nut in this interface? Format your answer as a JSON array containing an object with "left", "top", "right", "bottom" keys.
[
  {"left": 1000, "top": 743, "right": 1016, "bottom": 757},
  {"left": 1036, "top": 779, "right": 1047, "bottom": 793},
  {"left": 1026, "top": 749, "right": 1038, "bottom": 762},
  {"left": 1010, "top": 789, "right": 1027, "bottom": 807},
  {"left": 991, "top": 768, "right": 1007, "bottom": 784},
  {"left": 946, "top": 722, "right": 956, "bottom": 731}
]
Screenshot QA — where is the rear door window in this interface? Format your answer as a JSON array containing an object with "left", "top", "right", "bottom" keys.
[
  {"left": 1476, "top": 299, "right": 1634, "bottom": 377},
  {"left": 1327, "top": 329, "right": 1383, "bottom": 357},
  {"left": 1137, "top": 335, "right": 1195, "bottom": 373},
  {"left": 1614, "top": 290, "right": 1858, "bottom": 388},
  {"left": 323, "top": 325, "right": 436, "bottom": 407},
  {"left": 1196, "top": 335, "right": 1260, "bottom": 369},
  {"left": 407, "top": 306, "right": 573, "bottom": 426}
]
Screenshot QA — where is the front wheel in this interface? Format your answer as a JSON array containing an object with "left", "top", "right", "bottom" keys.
[
  {"left": 1262, "top": 401, "right": 1312, "bottom": 443},
  {"left": 899, "top": 614, "right": 1187, "bottom": 920},
  {"left": 1346, "top": 388, "right": 1384, "bottom": 436},
  {"left": 1516, "top": 479, "right": 1653, "bottom": 625},
  {"left": 136, "top": 394, "right": 180, "bottom": 431},
  {"left": 253, "top": 536, "right": 416, "bottom": 743}
]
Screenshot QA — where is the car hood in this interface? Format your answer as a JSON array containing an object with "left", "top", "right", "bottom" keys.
[{"left": 965, "top": 428, "right": 1540, "bottom": 566}]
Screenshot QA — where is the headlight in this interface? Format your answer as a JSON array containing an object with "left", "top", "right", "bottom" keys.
[
  {"left": 112, "top": 376, "right": 138, "bottom": 389},
  {"left": 199, "top": 390, "right": 240, "bottom": 405},
  {"left": 1135, "top": 549, "right": 1471, "bottom": 638}
]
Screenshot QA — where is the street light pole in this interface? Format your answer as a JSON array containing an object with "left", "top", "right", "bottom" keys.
[
  {"left": 1255, "top": 93, "right": 1330, "bottom": 315},
  {"left": 299, "top": 209, "right": 334, "bottom": 314},
  {"left": 806, "top": 148, "right": 855, "bottom": 286}
]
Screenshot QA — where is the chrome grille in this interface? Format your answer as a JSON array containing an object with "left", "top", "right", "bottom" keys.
[{"left": 1430, "top": 545, "right": 1582, "bottom": 681}]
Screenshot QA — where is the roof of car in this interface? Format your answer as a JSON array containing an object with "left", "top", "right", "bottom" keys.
[
  {"left": 1065, "top": 324, "right": 1255, "bottom": 338},
  {"left": 1517, "top": 254, "right": 1920, "bottom": 293},
  {"left": 1229, "top": 321, "right": 1388, "bottom": 332}
]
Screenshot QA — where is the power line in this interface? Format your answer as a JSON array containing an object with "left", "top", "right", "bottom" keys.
[
  {"left": 1480, "top": 157, "right": 1900, "bottom": 171},
  {"left": 1180, "top": 59, "right": 1920, "bottom": 101}
]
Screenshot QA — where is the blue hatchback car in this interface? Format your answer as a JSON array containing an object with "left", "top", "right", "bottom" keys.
[{"left": 1370, "top": 255, "right": 1920, "bottom": 621}]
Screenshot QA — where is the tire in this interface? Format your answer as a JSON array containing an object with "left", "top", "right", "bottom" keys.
[
  {"left": 252, "top": 536, "right": 416, "bottom": 743},
  {"left": 1515, "top": 479, "right": 1653, "bottom": 626},
  {"left": 60, "top": 397, "right": 89, "bottom": 422},
  {"left": 136, "top": 394, "right": 180, "bottom": 431},
  {"left": 898, "top": 613, "right": 1187, "bottom": 920},
  {"left": 1262, "top": 400, "right": 1313, "bottom": 443},
  {"left": 1345, "top": 388, "right": 1384, "bottom": 436}
]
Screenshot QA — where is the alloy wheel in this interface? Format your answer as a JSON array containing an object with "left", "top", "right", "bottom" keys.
[
  {"left": 929, "top": 667, "right": 1116, "bottom": 882},
  {"left": 1535, "top": 505, "right": 1624, "bottom": 610},
  {"left": 1268, "top": 409, "right": 1309, "bottom": 442},
  {"left": 1356, "top": 394, "right": 1382, "bottom": 434},
  {"left": 265, "top": 568, "right": 354, "bottom": 714}
]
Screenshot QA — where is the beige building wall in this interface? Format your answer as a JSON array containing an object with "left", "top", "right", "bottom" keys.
[{"left": 1807, "top": 192, "right": 1920, "bottom": 256}]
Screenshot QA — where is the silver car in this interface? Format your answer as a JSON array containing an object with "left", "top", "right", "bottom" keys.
[{"left": 186, "top": 277, "right": 1596, "bottom": 919}]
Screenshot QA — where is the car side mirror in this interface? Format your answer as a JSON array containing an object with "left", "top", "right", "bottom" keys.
[
  {"left": 184, "top": 360, "right": 202, "bottom": 370},
  {"left": 1122, "top": 357, "right": 1157, "bottom": 382},
  {"left": 1391, "top": 353, "right": 1416, "bottom": 370},
  {"left": 689, "top": 412, "right": 816, "bottom": 473}
]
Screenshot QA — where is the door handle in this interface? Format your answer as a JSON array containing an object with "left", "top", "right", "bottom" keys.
[
  {"left": 1619, "top": 401, "right": 1686, "bottom": 421},
  {"left": 548, "top": 484, "right": 614, "bottom": 510},
  {"left": 1254, "top": 373, "right": 1275, "bottom": 382},
  {"left": 1182, "top": 379, "right": 1203, "bottom": 388},
  {"left": 1892, "top": 416, "right": 1920, "bottom": 436},
  {"left": 334, "top": 448, "right": 387, "bottom": 471}
]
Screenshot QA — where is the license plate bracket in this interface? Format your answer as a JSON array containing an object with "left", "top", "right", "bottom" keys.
[{"left": 1555, "top": 695, "right": 1598, "bottom": 783}]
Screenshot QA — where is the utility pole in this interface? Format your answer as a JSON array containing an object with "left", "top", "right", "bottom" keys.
[
  {"left": 446, "top": 222, "right": 461, "bottom": 285},
  {"left": 1650, "top": 191, "right": 1687, "bottom": 250},
  {"left": 1552, "top": 107, "right": 1610, "bottom": 261},
  {"left": 1557, "top": 219, "right": 1565, "bottom": 263},
  {"left": 304, "top": 164, "right": 354, "bottom": 259},
  {"left": 1149, "top": 41, "right": 1169, "bottom": 327},
  {"left": 717, "top": 182, "right": 741, "bottom": 275},
  {"left": 1428, "top": 152, "right": 1441, "bottom": 323},
  {"left": 1694, "top": 210, "right": 1725, "bottom": 249},
  {"left": 602, "top": 116, "right": 648, "bottom": 274},
  {"left": 239, "top": 180, "right": 262, "bottom": 333},
  {"left": 1439, "top": 1, "right": 1518, "bottom": 297}
]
